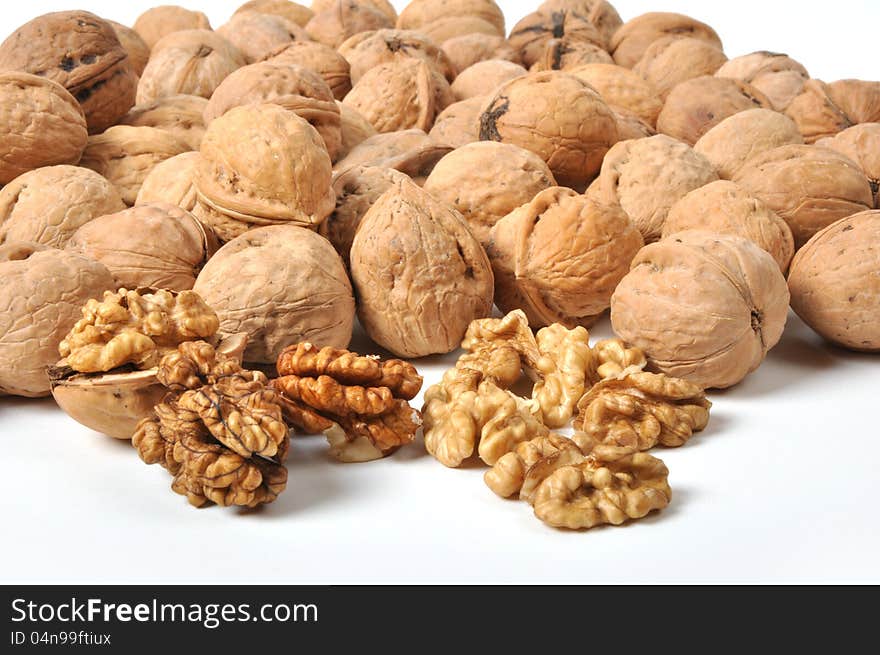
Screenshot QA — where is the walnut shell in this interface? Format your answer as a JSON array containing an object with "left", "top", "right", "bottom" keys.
[
  {"left": 509, "top": 10, "right": 607, "bottom": 69},
  {"left": 537, "top": 1, "right": 623, "bottom": 45},
  {"left": 451, "top": 60, "right": 527, "bottom": 101},
  {"left": 478, "top": 71, "right": 618, "bottom": 188},
  {"left": 0, "top": 10, "right": 137, "bottom": 134},
  {"left": 715, "top": 51, "right": 809, "bottom": 111},
  {"left": 732, "top": 144, "right": 873, "bottom": 248},
  {"left": 784, "top": 80, "right": 854, "bottom": 143},
  {"left": 305, "top": 0, "right": 393, "bottom": 49},
  {"left": 609, "top": 12, "right": 722, "bottom": 69},
  {"left": 633, "top": 36, "right": 727, "bottom": 100},
  {"left": 440, "top": 33, "right": 518, "bottom": 73},
  {"left": 119, "top": 94, "right": 208, "bottom": 150},
  {"left": 204, "top": 62, "right": 341, "bottom": 160},
  {"left": 136, "top": 30, "right": 247, "bottom": 104},
  {"left": 339, "top": 29, "right": 457, "bottom": 84},
  {"left": 0, "top": 242, "right": 115, "bottom": 397},
  {"left": 350, "top": 177, "right": 494, "bottom": 357},
  {"left": 529, "top": 38, "right": 613, "bottom": 72},
  {"left": 332, "top": 128, "right": 452, "bottom": 183},
  {"left": 336, "top": 101, "right": 377, "bottom": 158},
  {"left": 423, "top": 141, "right": 556, "bottom": 246},
  {"left": 693, "top": 108, "right": 804, "bottom": 180},
  {"left": 136, "top": 152, "right": 200, "bottom": 211},
  {"left": 568, "top": 63, "right": 663, "bottom": 127},
  {"left": 0, "top": 72, "right": 88, "bottom": 185},
  {"left": 67, "top": 202, "right": 218, "bottom": 290},
  {"left": 788, "top": 210, "right": 880, "bottom": 351},
  {"left": 236, "top": 0, "right": 315, "bottom": 26},
  {"left": 80, "top": 125, "right": 190, "bottom": 205},
  {"left": 611, "top": 230, "right": 790, "bottom": 389},
  {"left": 488, "top": 187, "right": 643, "bottom": 328},
  {"left": 657, "top": 76, "right": 770, "bottom": 146},
  {"left": 195, "top": 104, "right": 334, "bottom": 229},
  {"left": 313, "top": 0, "right": 397, "bottom": 22},
  {"left": 343, "top": 59, "right": 454, "bottom": 133},
  {"left": 417, "top": 17, "right": 501, "bottom": 44},
  {"left": 396, "top": 0, "right": 504, "bottom": 35},
  {"left": 108, "top": 20, "right": 150, "bottom": 77},
  {"left": 218, "top": 11, "right": 310, "bottom": 62},
  {"left": 664, "top": 180, "right": 795, "bottom": 271},
  {"left": 263, "top": 41, "right": 351, "bottom": 100},
  {"left": 0, "top": 165, "right": 125, "bottom": 248},
  {"left": 613, "top": 110, "right": 656, "bottom": 140},
  {"left": 816, "top": 123, "right": 880, "bottom": 208},
  {"left": 193, "top": 225, "right": 354, "bottom": 363},
  {"left": 133, "top": 6, "right": 212, "bottom": 50},
  {"left": 428, "top": 96, "right": 484, "bottom": 149}
]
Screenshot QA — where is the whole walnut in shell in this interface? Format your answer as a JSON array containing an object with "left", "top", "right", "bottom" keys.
[
  {"left": 440, "top": 33, "right": 518, "bottom": 74},
  {"left": 343, "top": 59, "right": 454, "bottom": 134},
  {"left": 67, "top": 202, "right": 218, "bottom": 290},
  {"left": 194, "top": 104, "right": 334, "bottom": 230},
  {"left": 451, "top": 60, "right": 527, "bottom": 101},
  {"left": 609, "top": 12, "right": 723, "bottom": 69},
  {"left": 786, "top": 79, "right": 880, "bottom": 144},
  {"left": 0, "top": 165, "right": 125, "bottom": 248},
  {"left": 479, "top": 71, "right": 618, "bottom": 189},
  {"left": 350, "top": 177, "right": 494, "bottom": 357},
  {"left": 136, "top": 30, "right": 247, "bottom": 105},
  {"left": 133, "top": 6, "right": 211, "bottom": 50},
  {"left": 236, "top": 0, "right": 315, "bottom": 26},
  {"left": 136, "top": 152, "right": 200, "bottom": 211},
  {"left": 816, "top": 124, "right": 880, "bottom": 208},
  {"left": 204, "top": 62, "right": 341, "bottom": 160},
  {"left": 423, "top": 141, "right": 556, "bottom": 246},
  {"left": 80, "top": 125, "right": 190, "bottom": 205},
  {"left": 417, "top": 17, "right": 501, "bottom": 44},
  {"left": 732, "top": 144, "right": 873, "bottom": 248},
  {"left": 589, "top": 135, "right": 718, "bottom": 242},
  {"left": 487, "top": 187, "right": 643, "bottom": 328},
  {"left": 428, "top": 97, "right": 484, "bottom": 149},
  {"left": 509, "top": 10, "right": 606, "bottom": 69},
  {"left": 537, "top": 1, "right": 623, "bottom": 44},
  {"left": 529, "top": 38, "right": 613, "bottom": 72},
  {"left": 332, "top": 129, "right": 451, "bottom": 182},
  {"left": 611, "top": 230, "right": 790, "bottom": 389},
  {"left": 788, "top": 210, "right": 880, "bottom": 351},
  {"left": 218, "top": 11, "right": 309, "bottom": 62},
  {"left": 263, "top": 41, "right": 351, "bottom": 100},
  {"left": 396, "top": 0, "right": 504, "bottom": 34},
  {"left": 0, "top": 72, "right": 88, "bottom": 185},
  {"left": 313, "top": 0, "right": 397, "bottom": 22},
  {"left": 339, "top": 29, "right": 456, "bottom": 84},
  {"left": 657, "top": 76, "right": 770, "bottom": 146},
  {"left": 693, "top": 108, "right": 804, "bottom": 180},
  {"left": 193, "top": 225, "right": 355, "bottom": 363},
  {"left": 0, "top": 10, "right": 137, "bottom": 133},
  {"left": 569, "top": 63, "right": 663, "bottom": 127},
  {"left": 633, "top": 36, "right": 727, "bottom": 100},
  {"left": 119, "top": 95, "right": 208, "bottom": 151},
  {"left": 305, "top": 0, "right": 393, "bottom": 49},
  {"left": 337, "top": 101, "right": 377, "bottom": 159},
  {"left": 108, "top": 20, "right": 150, "bottom": 77},
  {"left": 0, "top": 242, "right": 114, "bottom": 397},
  {"left": 715, "top": 51, "right": 809, "bottom": 112},
  {"left": 663, "top": 181, "right": 795, "bottom": 271}
]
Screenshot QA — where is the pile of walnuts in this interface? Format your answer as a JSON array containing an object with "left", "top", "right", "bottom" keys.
[{"left": 0, "top": 1, "right": 877, "bottom": 522}]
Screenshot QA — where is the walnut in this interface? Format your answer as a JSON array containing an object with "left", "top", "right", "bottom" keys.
[
  {"left": 119, "top": 95, "right": 208, "bottom": 151},
  {"left": 339, "top": 29, "right": 456, "bottom": 85},
  {"left": 336, "top": 101, "right": 377, "bottom": 159},
  {"left": 235, "top": 0, "right": 315, "bottom": 27},
  {"left": 428, "top": 97, "right": 484, "bottom": 149},
  {"left": 529, "top": 38, "right": 613, "bottom": 72},
  {"left": 664, "top": 181, "right": 795, "bottom": 271},
  {"left": 613, "top": 110, "right": 656, "bottom": 140},
  {"left": 305, "top": 0, "right": 393, "bottom": 49},
  {"left": 108, "top": 20, "right": 150, "bottom": 77},
  {"left": 203, "top": 62, "right": 342, "bottom": 161},
  {"left": 479, "top": 71, "right": 618, "bottom": 189},
  {"left": 573, "top": 370, "right": 711, "bottom": 451},
  {"left": 313, "top": 0, "right": 397, "bottom": 22},
  {"left": 0, "top": 242, "right": 114, "bottom": 397},
  {"left": 273, "top": 342, "right": 422, "bottom": 461},
  {"left": 785, "top": 79, "right": 880, "bottom": 143},
  {"left": 59, "top": 287, "right": 220, "bottom": 374},
  {"left": 588, "top": 135, "right": 718, "bottom": 243},
  {"left": 611, "top": 230, "right": 790, "bottom": 389},
  {"left": 132, "top": 340, "right": 288, "bottom": 508},
  {"left": 633, "top": 37, "right": 727, "bottom": 100},
  {"left": 0, "top": 72, "right": 88, "bottom": 185},
  {"left": 0, "top": 165, "right": 125, "bottom": 248},
  {"left": 693, "top": 108, "right": 803, "bottom": 180},
  {"left": 80, "top": 125, "right": 190, "bottom": 206},
  {"left": 136, "top": 30, "right": 247, "bottom": 105},
  {"left": 588, "top": 338, "right": 647, "bottom": 383},
  {"left": 417, "top": 17, "right": 501, "bottom": 44},
  {"left": 332, "top": 129, "right": 452, "bottom": 183},
  {"left": 66, "top": 203, "right": 219, "bottom": 291},
  {"left": 537, "top": 1, "right": 623, "bottom": 45},
  {"left": 194, "top": 104, "right": 335, "bottom": 231},
  {"left": 263, "top": 41, "right": 351, "bottom": 100},
  {"left": 531, "top": 450, "right": 671, "bottom": 529},
  {"left": 484, "top": 433, "right": 584, "bottom": 499},
  {"left": 715, "top": 51, "right": 809, "bottom": 111},
  {"left": 396, "top": 0, "right": 505, "bottom": 35},
  {"left": 509, "top": 10, "right": 606, "bottom": 69},
  {"left": 816, "top": 124, "right": 880, "bottom": 208},
  {"left": 136, "top": 152, "right": 200, "bottom": 211},
  {"left": 787, "top": 210, "right": 880, "bottom": 351},
  {"left": 451, "top": 60, "right": 527, "bottom": 101},
  {"left": 193, "top": 225, "right": 355, "bottom": 364},
  {"left": 133, "top": 6, "right": 211, "bottom": 50},
  {"left": 826, "top": 80, "right": 880, "bottom": 124},
  {"left": 349, "top": 177, "right": 494, "bottom": 358},
  {"left": 487, "top": 187, "right": 643, "bottom": 328},
  {"left": 568, "top": 63, "right": 663, "bottom": 127},
  {"left": 657, "top": 76, "right": 770, "bottom": 146},
  {"left": 440, "top": 33, "right": 519, "bottom": 74},
  {"left": 423, "top": 141, "right": 556, "bottom": 247},
  {"left": 609, "top": 12, "right": 722, "bottom": 68},
  {"left": 218, "top": 11, "right": 310, "bottom": 63},
  {"left": 531, "top": 323, "right": 592, "bottom": 428},
  {"left": 732, "top": 144, "right": 873, "bottom": 248},
  {"left": 0, "top": 11, "right": 137, "bottom": 133},
  {"left": 343, "top": 59, "right": 454, "bottom": 134}
]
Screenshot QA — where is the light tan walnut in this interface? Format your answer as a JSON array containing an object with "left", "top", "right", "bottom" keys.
[
  {"left": 537, "top": 1, "right": 623, "bottom": 45},
  {"left": 336, "top": 102, "right": 377, "bottom": 159},
  {"left": 305, "top": 0, "right": 392, "bottom": 49},
  {"left": 451, "top": 60, "right": 527, "bottom": 101},
  {"left": 428, "top": 97, "right": 484, "bottom": 149},
  {"left": 440, "top": 34, "right": 518, "bottom": 74},
  {"left": 333, "top": 129, "right": 451, "bottom": 180},
  {"left": 715, "top": 51, "right": 809, "bottom": 111},
  {"left": 396, "top": 0, "right": 504, "bottom": 35},
  {"left": 133, "top": 6, "right": 211, "bottom": 50},
  {"left": 417, "top": 17, "right": 501, "bottom": 44},
  {"left": 785, "top": 79, "right": 880, "bottom": 144},
  {"left": 633, "top": 36, "right": 727, "bottom": 99},
  {"left": 529, "top": 38, "right": 613, "bottom": 72},
  {"left": 218, "top": 11, "right": 309, "bottom": 63},
  {"left": 609, "top": 11, "right": 722, "bottom": 68},
  {"left": 508, "top": 9, "right": 606, "bottom": 69},
  {"left": 235, "top": 0, "right": 314, "bottom": 27},
  {"left": 816, "top": 124, "right": 880, "bottom": 209},
  {"left": 484, "top": 434, "right": 584, "bottom": 499},
  {"left": 119, "top": 95, "right": 208, "bottom": 151},
  {"left": 569, "top": 63, "right": 663, "bottom": 127},
  {"left": 135, "top": 152, "right": 200, "bottom": 211},
  {"left": 531, "top": 323, "right": 592, "bottom": 428},
  {"left": 588, "top": 338, "right": 647, "bottom": 384},
  {"left": 263, "top": 41, "right": 351, "bottom": 100},
  {"left": 339, "top": 29, "right": 456, "bottom": 85},
  {"left": 313, "top": 0, "right": 397, "bottom": 22},
  {"left": 613, "top": 111, "right": 656, "bottom": 140},
  {"left": 108, "top": 20, "right": 150, "bottom": 77}
]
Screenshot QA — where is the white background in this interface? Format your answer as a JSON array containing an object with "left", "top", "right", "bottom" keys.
[{"left": 1, "top": 1, "right": 878, "bottom": 584}]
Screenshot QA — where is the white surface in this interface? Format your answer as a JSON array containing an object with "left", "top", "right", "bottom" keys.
[{"left": 1, "top": 1, "right": 879, "bottom": 584}]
